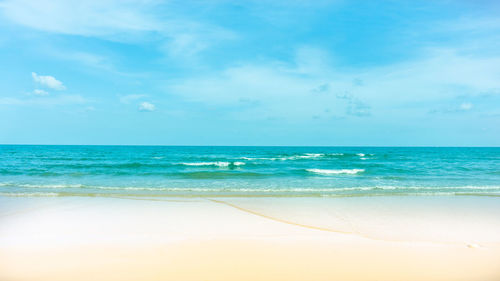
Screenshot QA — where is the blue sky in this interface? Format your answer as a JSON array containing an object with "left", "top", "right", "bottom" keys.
[{"left": 0, "top": 0, "right": 499, "bottom": 146}]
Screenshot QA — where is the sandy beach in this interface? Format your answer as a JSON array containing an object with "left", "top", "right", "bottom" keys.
[
  {"left": 1, "top": 195, "right": 500, "bottom": 281},
  {"left": 2, "top": 0, "right": 500, "bottom": 278}
]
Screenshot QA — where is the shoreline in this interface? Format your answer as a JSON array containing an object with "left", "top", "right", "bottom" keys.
[
  {"left": 2, "top": 190, "right": 500, "bottom": 198},
  {"left": 1, "top": 195, "right": 500, "bottom": 280}
]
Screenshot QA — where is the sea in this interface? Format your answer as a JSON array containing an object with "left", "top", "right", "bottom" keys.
[{"left": 0, "top": 145, "right": 499, "bottom": 197}]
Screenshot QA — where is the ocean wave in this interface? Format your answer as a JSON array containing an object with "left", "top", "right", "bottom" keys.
[
  {"left": 3, "top": 185, "right": 500, "bottom": 198},
  {"left": 2, "top": 191, "right": 499, "bottom": 198},
  {"left": 239, "top": 156, "right": 281, "bottom": 161},
  {"left": 306, "top": 168, "right": 365, "bottom": 175},
  {"left": 6, "top": 183, "right": 85, "bottom": 189},
  {"left": 240, "top": 153, "right": 326, "bottom": 161},
  {"left": 0, "top": 192, "right": 59, "bottom": 197},
  {"left": 177, "top": 171, "right": 267, "bottom": 179},
  {"left": 355, "top": 153, "right": 374, "bottom": 159},
  {"left": 93, "top": 186, "right": 500, "bottom": 193},
  {"left": 179, "top": 161, "right": 245, "bottom": 167},
  {"left": 295, "top": 153, "right": 324, "bottom": 159},
  {"left": 7, "top": 183, "right": 500, "bottom": 192},
  {"left": 42, "top": 162, "right": 175, "bottom": 169},
  {"left": 239, "top": 153, "right": 377, "bottom": 161}
]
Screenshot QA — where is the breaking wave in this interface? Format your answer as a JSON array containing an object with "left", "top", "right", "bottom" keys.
[
  {"left": 179, "top": 161, "right": 245, "bottom": 167},
  {"left": 306, "top": 168, "right": 365, "bottom": 175}
]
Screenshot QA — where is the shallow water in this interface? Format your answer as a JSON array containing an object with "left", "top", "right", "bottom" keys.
[{"left": 0, "top": 145, "right": 499, "bottom": 197}]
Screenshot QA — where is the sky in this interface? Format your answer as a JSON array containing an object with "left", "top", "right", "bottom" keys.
[{"left": 0, "top": 0, "right": 499, "bottom": 146}]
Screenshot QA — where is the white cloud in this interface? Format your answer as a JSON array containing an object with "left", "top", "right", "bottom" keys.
[
  {"left": 120, "top": 94, "right": 147, "bottom": 104},
  {"left": 460, "top": 102, "right": 473, "bottom": 111},
  {"left": 429, "top": 101, "right": 475, "bottom": 114},
  {"left": 138, "top": 101, "right": 155, "bottom": 112},
  {"left": 32, "top": 72, "right": 66, "bottom": 90},
  {"left": 33, "top": 89, "right": 49, "bottom": 96},
  {"left": 0, "top": 0, "right": 237, "bottom": 59},
  {"left": 167, "top": 46, "right": 500, "bottom": 121},
  {"left": 0, "top": 0, "right": 159, "bottom": 37}
]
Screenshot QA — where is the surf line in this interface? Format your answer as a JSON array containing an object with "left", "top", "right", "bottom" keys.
[
  {"left": 207, "top": 198, "right": 474, "bottom": 247},
  {"left": 207, "top": 198, "right": 361, "bottom": 237}
]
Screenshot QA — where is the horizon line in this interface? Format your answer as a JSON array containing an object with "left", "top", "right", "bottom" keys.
[{"left": 1, "top": 144, "right": 498, "bottom": 148}]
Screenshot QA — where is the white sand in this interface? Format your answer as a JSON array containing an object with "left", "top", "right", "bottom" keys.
[{"left": 1, "top": 195, "right": 500, "bottom": 281}]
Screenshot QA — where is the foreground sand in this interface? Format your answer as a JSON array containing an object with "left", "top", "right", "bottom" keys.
[{"left": 1, "top": 195, "right": 500, "bottom": 281}]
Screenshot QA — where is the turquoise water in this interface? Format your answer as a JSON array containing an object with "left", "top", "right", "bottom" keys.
[{"left": 0, "top": 145, "right": 499, "bottom": 197}]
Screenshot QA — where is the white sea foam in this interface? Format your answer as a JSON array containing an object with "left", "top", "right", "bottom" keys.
[
  {"left": 179, "top": 161, "right": 245, "bottom": 167},
  {"left": 4, "top": 181, "right": 500, "bottom": 193},
  {"left": 286, "top": 153, "right": 325, "bottom": 160},
  {"left": 356, "top": 153, "right": 365, "bottom": 157},
  {"left": 303, "top": 153, "right": 324, "bottom": 157},
  {"left": 240, "top": 153, "right": 326, "bottom": 161},
  {"left": 94, "top": 186, "right": 167, "bottom": 191},
  {"left": 240, "top": 156, "right": 285, "bottom": 160},
  {"left": 0, "top": 192, "right": 59, "bottom": 197},
  {"left": 89, "top": 185, "right": 500, "bottom": 193},
  {"left": 15, "top": 184, "right": 84, "bottom": 189},
  {"left": 240, "top": 157, "right": 258, "bottom": 160},
  {"left": 306, "top": 168, "right": 365, "bottom": 175},
  {"left": 2, "top": 185, "right": 500, "bottom": 197},
  {"left": 76, "top": 186, "right": 386, "bottom": 193},
  {"left": 239, "top": 156, "right": 282, "bottom": 161}
]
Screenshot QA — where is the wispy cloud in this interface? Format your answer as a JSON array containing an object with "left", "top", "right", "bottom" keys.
[
  {"left": 336, "top": 92, "right": 371, "bottom": 117},
  {"left": 119, "top": 94, "right": 147, "bottom": 104},
  {"left": 161, "top": 27, "right": 237, "bottom": 61},
  {"left": 0, "top": 94, "right": 87, "bottom": 106},
  {"left": 1, "top": 0, "right": 500, "bottom": 145},
  {"left": 32, "top": 72, "right": 66, "bottom": 90},
  {"left": 0, "top": 0, "right": 160, "bottom": 37},
  {"left": 0, "top": 0, "right": 237, "bottom": 60},
  {"left": 167, "top": 45, "right": 500, "bottom": 121},
  {"left": 32, "top": 89, "right": 49, "bottom": 96},
  {"left": 54, "top": 51, "right": 114, "bottom": 72}
]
